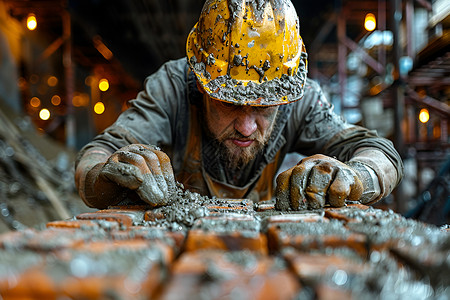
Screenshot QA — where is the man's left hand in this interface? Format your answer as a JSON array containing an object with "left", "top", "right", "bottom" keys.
[{"left": 275, "top": 154, "right": 364, "bottom": 210}]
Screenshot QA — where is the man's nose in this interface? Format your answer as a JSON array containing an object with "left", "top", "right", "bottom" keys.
[{"left": 234, "top": 109, "right": 257, "bottom": 137}]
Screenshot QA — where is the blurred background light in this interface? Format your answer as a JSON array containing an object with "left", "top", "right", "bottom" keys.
[
  {"left": 94, "top": 102, "right": 105, "bottom": 115},
  {"left": 39, "top": 108, "right": 50, "bottom": 120},
  {"left": 51, "top": 95, "right": 61, "bottom": 106},
  {"left": 30, "top": 97, "right": 41, "bottom": 108},
  {"left": 419, "top": 108, "right": 430, "bottom": 123},
  {"left": 98, "top": 79, "right": 109, "bottom": 92},
  {"left": 47, "top": 76, "right": 58, "bottom": 87},
  {"left": 364, "top": 13, "right": 376, "bottom": 31},
  {"left": 26, "top": 13, "right": 37, "bottom": 31}
]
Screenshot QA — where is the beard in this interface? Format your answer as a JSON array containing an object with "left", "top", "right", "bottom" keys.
[{"left": 205, "top": 120, "right": 275, "bottom": 170}]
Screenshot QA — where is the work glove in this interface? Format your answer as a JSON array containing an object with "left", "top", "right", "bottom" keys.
[
  {"left": 275, "top": 154, "right": 365, "bottom": 210},
  {"left": 86, "top": 144, "right": 176, "bottom": 208}
]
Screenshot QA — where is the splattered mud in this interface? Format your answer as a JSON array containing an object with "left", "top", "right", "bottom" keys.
[{"left": 204, "top": 70, "right": 307, "bottom": 105}]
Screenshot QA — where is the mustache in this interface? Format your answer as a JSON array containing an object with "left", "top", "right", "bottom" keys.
[{"left": 216, "top": 124, "right": 265, "bottom": 144}]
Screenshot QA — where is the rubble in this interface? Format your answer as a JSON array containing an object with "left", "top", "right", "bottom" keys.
[{"left": 0, "top": 101, "right": 94, "bottom": 233}]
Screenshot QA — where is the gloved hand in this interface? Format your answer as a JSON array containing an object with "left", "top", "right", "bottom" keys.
[
  {"left": 86, "top": 144, "right": 176, "bottom": 208},
  {"left": 275, "top": 154, "right": 364, "bottom": 210}
]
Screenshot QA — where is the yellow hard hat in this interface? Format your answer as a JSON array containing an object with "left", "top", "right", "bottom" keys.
[{"left": 186, "top": 0, "right": 308, "bottom": 106}]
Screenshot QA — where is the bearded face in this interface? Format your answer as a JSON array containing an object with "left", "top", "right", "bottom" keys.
[{"left": 203, "top": 96, "right": 279, "bottom": 169}]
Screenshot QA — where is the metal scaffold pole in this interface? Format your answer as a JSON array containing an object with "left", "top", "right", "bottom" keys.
[{"left": 63, "top": 8, "right": 75, "bottom": 149}]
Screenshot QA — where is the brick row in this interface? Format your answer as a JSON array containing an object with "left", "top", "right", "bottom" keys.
[
  {"left": 158, "top": 250, "right": 300, "bottom": 300},
  {"left": 0, "top": 203, "right": 448, "bottom": 299}
]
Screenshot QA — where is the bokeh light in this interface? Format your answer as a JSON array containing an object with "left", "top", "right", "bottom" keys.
[
  {"left": 419, "top": 108, "right": 430, "bottom": 123},
  {"left": 94, "top": 102, "right": 105, "bottom": 115},
  {"left": 27, "top": 14, "right": 37, "bottom": 31},
  {"left": 51, "top": 95, "right": 61, "bottom": 106},
  {"left": 364, "top": 13, "right": 376, "bottom": 31},
  {"left": 98, "top": 79, "right": 109, "bottom": 92},
  {"left": 30, "top": 97, "right": 41, "bottom": 108},
  {"left": 39, "top": 108, "right": 50, "bottom": 120},
  {"left": 47, "top": 76, "right": 58, "bottom": 87}
]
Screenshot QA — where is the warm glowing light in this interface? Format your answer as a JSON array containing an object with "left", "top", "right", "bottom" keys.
[
  {"left": 27, "top": 14, "right": 37, "bottom": 31},
  {"left": 98, "top": 79, "right": 109, "bottom": 92},
  {"left": 39, "top": 108, "right": 50, "bottom": 120},
  {"left": 51, "top": 95, "right": 61, "bottom": 106},
  {"left": 419, "top": 108, "right": 430, "bottom": 123},
  {"left": 93, "top": 36, "right": 114, "bottom": 60},
  {"left": 47, "top": 76, "right": 58, "bottom": 87},
  {"left": 364, "top": 13, "right": 376, "bottom": 31},
  {"left": 30, "top": 97, "right": 41, "bottom": 108},
  {"left": 94, "top": 102, "right": 105, "bottom": 114}
]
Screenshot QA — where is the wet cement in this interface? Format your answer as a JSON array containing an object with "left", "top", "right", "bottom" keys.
[
  {"left": 345, "top": 207, "right": 445, "bottom": 246},
  {"left": 141, "top": 183, "right": 225, "bottom": 230},
  {"left": 0, "top": 249, "right": 43, "bottom": 278}
]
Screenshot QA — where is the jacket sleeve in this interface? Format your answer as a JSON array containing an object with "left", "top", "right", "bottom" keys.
[
  {"left": 74, "top": 59, "right": 189, "bottom": 207},
  {"left": 75, "top": 59, "right": 189, "bottom": 166},
  {"left": 286, "top": 78, "right": 404, "bottom": 200}
]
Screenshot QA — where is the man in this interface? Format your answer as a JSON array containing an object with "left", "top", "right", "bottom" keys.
[{"left": 75, "top": 0, "right": 403, "bottom": 210}]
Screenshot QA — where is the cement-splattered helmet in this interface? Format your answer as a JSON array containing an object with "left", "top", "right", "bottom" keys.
[{"left": 186, "top": 0, "right": 308, "bottom": 106}]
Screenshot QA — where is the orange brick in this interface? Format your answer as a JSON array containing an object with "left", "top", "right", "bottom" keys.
[
  {"left": 45, "top": 240, "right": 170, "bottom": 299},
  {"left": 72, "top": 238, "right": 174, "bottom": 266},
  {"left": 325, "top": 205, "right": 369, "bottom": 223},
  {"left": 0, "top": 228, "right": 37, "bottom": 249},
  {"left": 206, "top": 198, "right": 254, "bottom": 214},
  {"left": 324, "top": 205, "right": 397, "bottom": 224},
  {"left": 97, "top": 208, "right": 146, "bottom": 224},
  {"left": 111, "top": 226, "right": 186, "bottom": 253},
  {"left": 264, "top": 213, "right": 329, "bottom": 226},
  {"left": 0, "top": 249, "right": 45, "bottom": 298},
  {"left": 267, "top": 220, "right": 367, "bottom": 256},
  {"left": 46, "top": 220, "right": 101, "bottom": 229},
  {"left": 1, "top": 228, "right": 101, "bottom": 252},
  {"left": 185, "top": 229, "right": 268, "bottom": 254},
  {"left": 315, "top": 283, "right": 353, "bottom": 300},
  {"left": 46, "top": 219, "right": 121, "bottom": 233},
  {"left": 74, "top": 238, "right": 152, "bottom": 252},
  {"left": 76, "top": 212, "right": 134, "bottom": 227},
  {"left": 256, "top": 203, "right": 276, "bottom": 212},
  {"left": 0, "top": 267, "right": 57, "bottom": 299},
  {"left": 144, "top": 210, "right": 166, "bottom": 222},
  {"left": 255, "top": 199, "right": 276, "bottom": 212},
  {"left": 283, "top": 248, "right": 368, "bottom": 282},
  {"left": 106, "top": 204, "right": 151, "bottom": 210},
  {"left": 184, "top": 215, "right": 267, "bottom": 254},
  {"left": 159, "top": 250, "right": 300, "bottom": 300},
  {"left": 346, "top": 222, "right": 396, "bottom": 252}
]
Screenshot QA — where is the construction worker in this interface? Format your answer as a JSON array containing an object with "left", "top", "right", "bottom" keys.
[{"left": 75, "top": 0, "right": 403, "bottom": 210}]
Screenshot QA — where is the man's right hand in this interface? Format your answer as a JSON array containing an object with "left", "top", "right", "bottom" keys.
[{"left": 89, "top": 144, "right": 176, "bottom": 207}]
